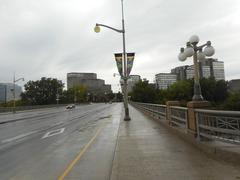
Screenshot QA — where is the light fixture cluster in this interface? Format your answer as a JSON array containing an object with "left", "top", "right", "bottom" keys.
[{"left": 178, "top": 35, "right": 215, "bottom": 62}]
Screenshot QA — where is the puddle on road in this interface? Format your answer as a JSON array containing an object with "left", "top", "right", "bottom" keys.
[
  {"left": 75, "top": 115, "right": 112, "bottom": 133},
  {"left": 98, "top": 115, "right": 112, "bottom": 120}
]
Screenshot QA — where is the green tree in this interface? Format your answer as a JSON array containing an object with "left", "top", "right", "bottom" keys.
[
  {"left": 167, "top": 80, "right": 193, "bottom": 103},
  {"left": 200, "top": 78, "right": 216, "bottom": 102},
  {"left": 60, "top": 85, "right": 87, "bottom": 104},
  {"left": 130, "top": 77, "right": 229, "bottom": 106},
  {"left": 106, "top": 92, "right": 115, "bottom": 101},
  {"left": 21, "top": 77, "right": 64, "bottom": 105},
  {"left": 214, "top": 80, "right": 228, "bottom": 102},
  {"left": 154, "top": 89, "right": 169, "bottom": 104},
  {"left": 224, "top": 91, "right": 240, "bottom": 110},
  {"left": 131, "top": 80, "right": 157, "bottom": 103},
  {"left": 116, "top": 92, "right": 123, "bottom": 102},
  {"left": 200, "top": 78, "right": 228, "bottom": 103}
]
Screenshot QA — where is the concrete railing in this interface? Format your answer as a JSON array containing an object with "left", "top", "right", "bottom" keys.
[{"left": 131, "top": 101, "right": 240, "bottom": 144}]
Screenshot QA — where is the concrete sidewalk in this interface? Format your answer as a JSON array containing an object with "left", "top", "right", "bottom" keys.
[{"left": 110, "top": 105, "right": 240, "bottom": 180}]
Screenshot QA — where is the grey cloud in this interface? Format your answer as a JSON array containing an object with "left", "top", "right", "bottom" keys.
[{"left": 0, "top": 0, "right": 240, "bottom": 91}]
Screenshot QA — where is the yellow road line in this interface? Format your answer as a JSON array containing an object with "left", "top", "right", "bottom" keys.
[{"left": 58, "top": 125, "right": 105, "bottom": 180}]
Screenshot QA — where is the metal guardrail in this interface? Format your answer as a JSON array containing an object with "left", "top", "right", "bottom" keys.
[
  {"left": 131, "top": 102, "right": 240, "bottom": 144},
  {"left": 195, "top": 109, "right": 240, "bottom": 144},
  {"left": 131, "top": 102, "right": 187, "bottom": 129},
  {"left": 169, "top": 106, "right": 188, "bottom": 129},
  {"left": 131, "top": 102, "right": 166, "bottom": 119}
]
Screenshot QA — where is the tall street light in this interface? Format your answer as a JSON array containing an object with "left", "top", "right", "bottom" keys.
[
  {"left": 13, "top": 73, "right": 24, "bottom": 113},
  {"left": 94, "top": 0, "right": 131, "bottom": 121},
  {"left": 56, "top": 87, "right": 59, "bottom": 105},
  {"left": 178, "top": 35, "right": 215, "bottom": 101}
]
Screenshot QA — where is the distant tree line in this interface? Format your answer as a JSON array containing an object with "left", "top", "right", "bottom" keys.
[
  {"left": 129, "top": 77, "right": 240, "bottom": 111},
  {"left": 0, "top": 77, "right": 123, "bottom": 107}
]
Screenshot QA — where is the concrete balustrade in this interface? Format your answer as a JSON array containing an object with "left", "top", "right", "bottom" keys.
[{"left": 131, "top": 101, "right": 240, "bottom": 144}]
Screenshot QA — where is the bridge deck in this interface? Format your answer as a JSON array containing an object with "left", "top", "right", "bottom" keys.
[
  {"left": 110, "top": 105, "right": 240, "bottom": 180},
  {"left": 1, "top": 104, "right": 239, "bottom": 180}
]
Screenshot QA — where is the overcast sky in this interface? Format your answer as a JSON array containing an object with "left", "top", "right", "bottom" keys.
[{"left": 0, "top": 0, "right": 240, "bottom": 92}]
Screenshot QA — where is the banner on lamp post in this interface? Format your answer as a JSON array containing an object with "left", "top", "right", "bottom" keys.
[
  {"left": 114, "top": 53, "right": 123, "bottom": 77},
  {"left": 127, "top": 53, "right": 135, "bottom": 76},
  {"left": 114, "top": 52, "right": 135, "bottom": 77}
]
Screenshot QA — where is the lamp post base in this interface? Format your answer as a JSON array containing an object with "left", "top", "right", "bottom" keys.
[
  {"left": 124, "top": 107, "right": 131, "bottom": 121},
  {"left": 193, "top": 82, "right": 204, "bottom": 101},
  {"left": 124, "top": 116, "right": 131, "bottom": 121},
  {"left": 192, "top": 94, "right": 204, "bottom": 101}
]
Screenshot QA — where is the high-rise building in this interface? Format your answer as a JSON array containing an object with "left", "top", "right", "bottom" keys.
[
  {"left": 155, "top": 73, "right": 177, "bottom": 89},
  {"left": 211, "top": 61, "right": 225, "bottom": 80},
  {"left": 200, "top": 58, "right": 225, "bottom": 80},
  {"left": 67, "top": 72, "right": 112, "bottom": 94},
  {"left": 186, "top": 65, "right": 195, "bottom": 80},
  {"left": 0, "top": 83, "right": 22, "bottom": 103},
  {"left": 199, "top": 65, "right": 211, "bottom": 79},
  {"left": 228, "top": 79, "right": 240, "bottom": 92},
  {"left": 172, "top": 58, "right": 225, "bottom": 81},
  {"left": 127, "top": 75, "right": 141, "bottom": 93},
  {"left": 171, "top": 65, "right": 189, "bottom": 81}
]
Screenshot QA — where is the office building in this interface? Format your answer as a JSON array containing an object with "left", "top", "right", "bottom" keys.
[
  {"left": 228, "top": 79, "right": 240, "bottom": 92},
  {"left": 200, "top": 58, "right": 225, "bottom": 80},
  {"left": 185, "top": 65, "right": 195, "bottom": 80},
  {"left": 155, "top": 73, "right": 177, "bottom": 89},
  {"left": 0, "top": 83, "right": 22, "bottom": 103},
  {"left": 127, "top": 75, "right": 141, "bottom": 93},
  {"left": 67, "top": 72, "right": 112, "bottom": 94},
  {"left": 172, "top": 58, "right": 225, "bottom": 81},
  {"left": 199, "top": 65, "right": 211, "bottom": 79},
  {"left": 171, "top": 65, "right": 189, "bottom": 81}
]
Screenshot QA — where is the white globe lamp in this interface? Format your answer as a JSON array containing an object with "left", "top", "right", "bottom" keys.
[
  {"left": 189, "top": 35, "right": 199, "bottom": 44},
  {"left": 204, "top": 45, "right": 215, "bottom": 57},
  {"left": 184, "top": 46, "right": 194, "bottom": 57}
]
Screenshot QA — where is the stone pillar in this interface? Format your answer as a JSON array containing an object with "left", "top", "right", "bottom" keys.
[
  {"left": 166, "top": 101, "right": 180, "bottom": 125},
  {"left": 187, "top": 101, "right": 210, "bottom": 136}
]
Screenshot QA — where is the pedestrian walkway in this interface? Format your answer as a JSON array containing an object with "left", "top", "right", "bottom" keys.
[{"left": 110, "top": 105, "right": 240, "bottom": 180}]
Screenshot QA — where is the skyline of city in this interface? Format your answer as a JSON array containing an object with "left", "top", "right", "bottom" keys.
[
  {"left": 0, "top": 0, "right": 240, "bottom": 92},
  {"left": 0, "top": 57, "right": 236, "bottom": 93}
]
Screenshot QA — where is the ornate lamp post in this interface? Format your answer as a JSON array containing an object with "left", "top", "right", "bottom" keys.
[
  {"left": 94, "top": 0, "right": 131, "bottom": 120},
  {"left": 178, "top": 35, "right": 215, "bottom": 101}
]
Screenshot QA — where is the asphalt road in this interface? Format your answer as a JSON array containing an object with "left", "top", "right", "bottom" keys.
[{"left": 0, "top": 103, "right": 122, "bottom": 180}]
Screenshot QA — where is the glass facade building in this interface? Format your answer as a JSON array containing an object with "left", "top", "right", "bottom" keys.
[
  {"left": 172, "top": 58, "right": 225, "bottom": 81},
  {"left": 211, "top": 61, "right": 225, "bottom": 80},
  {"left": 0, "top": 83, "right": 22, "bottom": 103},
  {"left": 186, "top": 66, "right": 194, "bottom": 80},
  {"left": 155, "top": 73, "right": 177, "bottom": 89}
]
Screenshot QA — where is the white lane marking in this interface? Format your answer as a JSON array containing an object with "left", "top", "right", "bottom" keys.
[
  {"left": 1, "top": 130, "right": 38, "bottom": 143},
  {"left": 42, "top": 128, "right": 65, "bottom": 139}
]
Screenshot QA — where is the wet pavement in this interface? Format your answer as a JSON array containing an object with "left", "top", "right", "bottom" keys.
[
  {"left": 110, "top": 105, "right": 240, "bottom": 180},
  {"left": 0, "top": 103, "right": 120, "bottom": 180},
  {"left": 0, "top": 103, "right": 240, "bottom": 180},
  {"left": 62, "top": 105, "right": 122, "bottom": 180}
]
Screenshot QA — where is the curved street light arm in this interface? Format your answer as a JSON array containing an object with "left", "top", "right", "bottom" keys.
[
  {"left": 196, "top": 41, "right": 211, "bottom": 51},
  {"left": 14, "top": 78, "right": 24, "bottom": 83},
  {"left": 96, "top": 23, "right": 124, "bottom": 33}
]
